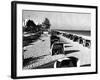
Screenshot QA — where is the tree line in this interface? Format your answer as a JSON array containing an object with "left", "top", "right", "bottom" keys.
[{"left": 23, "top": 18, "right": 51, "bottom": 33}]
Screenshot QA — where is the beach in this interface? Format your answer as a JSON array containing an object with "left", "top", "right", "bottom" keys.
[{"left": 23, "top": 30, "right": 91, "bottom": 69}]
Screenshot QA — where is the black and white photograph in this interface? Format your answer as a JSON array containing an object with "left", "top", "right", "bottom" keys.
[
  {"left": 11, "top": 1, "right": 97, "bottom": 79},
  {"left": 23, "top": 10, "right": 91, "bottom": 69}
]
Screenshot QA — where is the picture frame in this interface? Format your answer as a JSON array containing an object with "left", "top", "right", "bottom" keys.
[{"left": 11, "top": 1, "right": 98, "bottom": 79}]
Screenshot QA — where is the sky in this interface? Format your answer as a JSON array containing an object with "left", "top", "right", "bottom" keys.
[{"left": 23, "top": 10, "right": 91, "bottom": 30}]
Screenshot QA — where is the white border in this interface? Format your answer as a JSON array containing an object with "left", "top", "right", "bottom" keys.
[{"left": 17, "top": 3, "right": 96, "bottom": 77}]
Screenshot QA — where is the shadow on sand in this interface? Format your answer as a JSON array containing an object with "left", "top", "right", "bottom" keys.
[
  {"left": 64, "top": 50, "right": 80, "bottom": 55},
  {"left": 23, "top": 54, "right": 49, "bottom": 67},
  {"left": 64, "top": 46, "right": 72, "bottom": 48},
  {"left": 23, "top": 32, "right": 42, "bottom": 47}
]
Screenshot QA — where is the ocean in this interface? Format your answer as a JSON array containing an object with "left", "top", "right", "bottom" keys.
[{"left": 56, "top": 30, "right": 91, "bottom": 36}]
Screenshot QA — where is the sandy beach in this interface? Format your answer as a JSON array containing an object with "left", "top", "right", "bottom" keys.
[{"left": 23, "top": 32, "right": 91, "bottom": 69}]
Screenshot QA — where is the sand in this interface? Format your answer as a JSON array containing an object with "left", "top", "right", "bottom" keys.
[{"left": 23, "top": 33, "right": 91, "bottom": 69}]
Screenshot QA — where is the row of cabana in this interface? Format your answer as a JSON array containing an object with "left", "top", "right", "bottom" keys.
[
  {"left": 53, "top": 30, "right": 91, "bottom": 48},
  {"left": 50, "top": 30, "right": 91, "bottom": 68}
]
